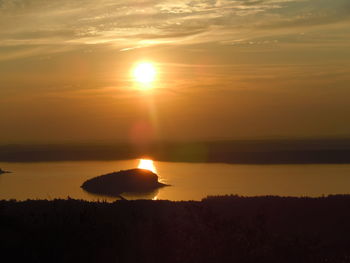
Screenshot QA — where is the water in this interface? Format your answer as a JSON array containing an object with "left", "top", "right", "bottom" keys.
[{"left": 1, "top": 160, "right": 350, "bottom": 201}]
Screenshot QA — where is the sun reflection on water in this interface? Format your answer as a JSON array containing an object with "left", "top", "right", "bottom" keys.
[{"left": 138, "top": 159, "right": 157, "bottom": 174}]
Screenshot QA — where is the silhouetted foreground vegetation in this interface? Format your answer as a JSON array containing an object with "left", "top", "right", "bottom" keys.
[
  {"left": 81, "top": 168, "right": 167, "bottom": 196},
  {"left": 2, "top": 139, "right": 350, "bottom": 164},
  {"left": 1, "top": 195, "right": 350, "bottom": 262}
]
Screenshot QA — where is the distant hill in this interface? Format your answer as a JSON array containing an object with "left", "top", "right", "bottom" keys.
[{"left": 1, "top": 139, "right": 350, "bottom": 164}]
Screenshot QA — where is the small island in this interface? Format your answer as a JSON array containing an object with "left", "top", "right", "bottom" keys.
[
  {"left": 81, "top": 168, "right": 167, "bottom": 196},
  {"left": 0, "top": 168, "right": 11, "bottom": 174}
]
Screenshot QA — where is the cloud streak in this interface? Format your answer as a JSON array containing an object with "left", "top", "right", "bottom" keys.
[{"left": 0, "top": 0, "right": 349, "bottom": 58}]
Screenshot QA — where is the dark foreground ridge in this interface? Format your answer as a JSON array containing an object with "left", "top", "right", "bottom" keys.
[
  {"left": 81, "top": 168, "right": 167, "bottom": 196},
  {"left": 1, "top": 195, "right": 350, "bottom": 262}
]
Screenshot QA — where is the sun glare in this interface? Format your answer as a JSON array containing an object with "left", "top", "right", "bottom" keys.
[
  {"left": 138, "top": 159, "right": 157, "bottom": 174},
  {"left": 133, "top": 62, "right": 156, "bottom": 85}
]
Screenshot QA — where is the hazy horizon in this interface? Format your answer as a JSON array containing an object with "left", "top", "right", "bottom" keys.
[{"left": 3, "top": 135, "right": 350, "bottom": 146}]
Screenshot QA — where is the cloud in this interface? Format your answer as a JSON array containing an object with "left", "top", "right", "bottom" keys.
[{"left": 0, "top": 0, "right": 349, "bottom": 59}]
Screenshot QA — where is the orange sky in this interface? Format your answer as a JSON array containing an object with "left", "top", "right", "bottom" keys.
[{"left": 0, "top": 0, "right": 350, "bottom": 143}]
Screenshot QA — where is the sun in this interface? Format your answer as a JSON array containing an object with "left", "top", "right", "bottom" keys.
[
  {"left": 138, "top": 159, "right": 157, "bottom": 174},
  {"left": 133, "top": 62, "right": 156, "bottom": 84}
]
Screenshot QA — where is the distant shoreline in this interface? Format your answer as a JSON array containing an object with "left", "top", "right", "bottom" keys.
[{"left": 1, "top": 139, "right": 350, "bottom": 164}]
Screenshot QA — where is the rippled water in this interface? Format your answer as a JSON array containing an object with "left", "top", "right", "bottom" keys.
[{"left": 1, "top": 160, "right": 350, "bottom": 201}]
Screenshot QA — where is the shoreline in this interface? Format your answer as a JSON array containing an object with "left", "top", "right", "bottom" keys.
[
  {"left": 2, "top": 139, "right": 350, "bottom": 164},
  {"left": 1, "top": 150, "right": 350, "bottom": 164}
]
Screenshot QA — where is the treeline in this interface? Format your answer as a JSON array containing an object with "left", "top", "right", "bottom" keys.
[
  {"left": 1, "top": 195, "right": 350, "bottom": 262},
  {"left": 1, "top": 138, "right": 350, "bottom": 163}
]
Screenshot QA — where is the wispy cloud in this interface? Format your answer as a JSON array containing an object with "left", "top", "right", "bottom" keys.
[{"left": 0, "top": 0, "right": 349, "bottom": 59}]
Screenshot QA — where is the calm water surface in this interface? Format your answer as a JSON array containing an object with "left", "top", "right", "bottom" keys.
[{"left": 1, "top": 160, "right": 350, "bottom": 201}]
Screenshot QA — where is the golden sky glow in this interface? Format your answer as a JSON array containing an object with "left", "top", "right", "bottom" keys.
[{"left": 0, "top": 0, "right": 350, "bottom": 143}]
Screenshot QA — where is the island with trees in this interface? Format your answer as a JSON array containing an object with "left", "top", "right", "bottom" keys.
[{"left": 81, "top": 168, "right": 167, "bottom": 196}]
